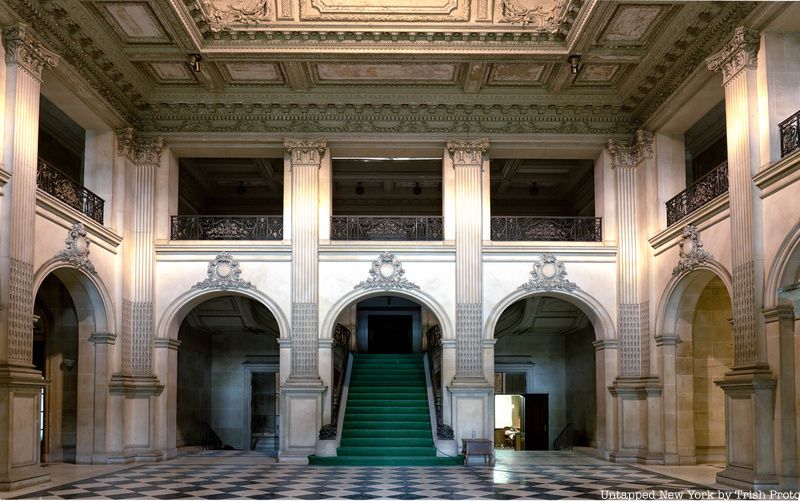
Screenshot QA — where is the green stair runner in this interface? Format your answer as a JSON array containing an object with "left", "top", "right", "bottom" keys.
[{"left": 309, "top": 353, "right": 463, "bottom": 466}]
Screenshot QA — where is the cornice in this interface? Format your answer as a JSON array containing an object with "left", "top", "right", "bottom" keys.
[
  {"left": 706, "top": 26, "right": 759, "bottom": 84},
  {"left": 753, "top": 150, "right": 800, "bottom": 199},
  {"left": 3, "top": 22, "right": 58, "bottom": 79},
  {"left": 627, "top": 2, "right": 757, "bottom": 123}
]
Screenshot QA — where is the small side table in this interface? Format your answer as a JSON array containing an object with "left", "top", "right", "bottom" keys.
[{"left": 461, "top": 438, "right": 495, "bottom": 466}]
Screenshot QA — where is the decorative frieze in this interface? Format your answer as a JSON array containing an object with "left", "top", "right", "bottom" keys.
[
  {"left": 55, "top": 222, "right": 96, "bottom": 275},
  {"left": 192, "top": 252, "right": 255, "bottom": 290},
  {"left": 354, "top": 252, "right": 419, "bottom": 291},
  {"left": 8, "top": 258, "right": 35, "bottom": 365},
  {"left": 3, "top": 23, "right": 58, "bottom": 80},
  {"left": 116, "top": 128, "right": 165, "bottom": 167},
  {"left": 672, "top": 225, "right": 713, "bottom": 276},
  {"left": 519, "top": 254, "right": 577, "bottom": 292},
  {"left": 706, "top": 26, "right": 759, "bottom": 84},
  {"left": 283, "top": 138, "right": 327, "bottom": 166}
]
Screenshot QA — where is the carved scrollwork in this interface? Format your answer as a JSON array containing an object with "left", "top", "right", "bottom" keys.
[
  {"left": 116, "top": 128, "right": 165, "bottom": 166},
  {"left": 3, "top": 23, "right": 58, "bottom": 79},
  {"left": 518, "top": 254, "right": 577, "bottom": 292},
  {"left": 200, "top": 0, "right": 271, "bottom": 32},
  {"left": 354, "top": 252, "right": 419, "bottom": 291},
  {"left": 498, "top": 0, "right": 566, "bottom": 30},
  {"left": 672, "top": 225, "right": 713, "bottom": 277},
  {"left": 55, "top": 222, "right": 96, "bottom": 275},
  {"left": 706, "top": 26, "right": 759, "bottom": 84},
  {"left": 192, "top": 252, "right": 256, "bottom": 290}
]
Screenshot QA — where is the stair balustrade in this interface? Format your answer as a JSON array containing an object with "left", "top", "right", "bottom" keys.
[
  {"left": 553, "top": 422, "right": 573, "bottom": 451},
  {"left": 319, "top": 324, "right": 352, "bottom": 440}
]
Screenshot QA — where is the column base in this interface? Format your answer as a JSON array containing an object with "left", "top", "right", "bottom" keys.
[
  {"left": 280, "top": 384, "right": 326, "bottom": 460},
  {"left": 717, "top": 465, "right": 778, "bottom": 491},
  {"left": 447, "top": 381, "right": 493, "bottom": 443}
]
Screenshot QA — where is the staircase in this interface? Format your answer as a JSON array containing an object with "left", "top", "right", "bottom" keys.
[{"left": 309, "top": 353, "right": 463, "bottom": 466}]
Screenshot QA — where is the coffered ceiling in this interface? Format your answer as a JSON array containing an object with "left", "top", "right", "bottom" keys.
[
  {"left": 495, "top": 296, "right": 590, "bottom": 337},
  {"left": 2, "top": 0, "right": 782, "bottom": 136}
]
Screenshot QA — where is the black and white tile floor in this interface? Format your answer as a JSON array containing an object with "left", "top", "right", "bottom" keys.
[{"left": 13, "top": 451, "right": 726, "bottom": 500}]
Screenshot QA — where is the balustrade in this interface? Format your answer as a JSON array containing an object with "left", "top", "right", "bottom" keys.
[
  {"left": 331, "top": 216, "right": 443, "bottom": 241},
  {"left": 665, "top": 161, "right": 729, "bottom": 226},
  {"left": 490, "top": 216, "right": 602, "bottom": 242},
  {"left": 170, "top": 215, "right": 283, "bottom": 240},
  {"left": 37, "top": 158, "right": 104, "bottom": 224},
  {"left": 780, "top": 109, "right": 800, "bottom": 158}
]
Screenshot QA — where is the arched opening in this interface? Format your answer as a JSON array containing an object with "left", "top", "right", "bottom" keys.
[
  {"left": 333, "top": 295, "right": 436, "bottom": 354},
  {"left": 492, "top": 295, "right": 597, "bottom": 452},
  {"left": 34, "top": 274, "right": 79, "bottom": 463},
  {"left": 176, "top": 294, "right": 281, "bottom": 455},
  {"left": 665, "top": 269, "right": 733, "bottom": 464}
]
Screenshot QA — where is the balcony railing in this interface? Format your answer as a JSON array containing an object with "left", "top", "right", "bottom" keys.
[
  {"left": 490, "top": 216, "right": 602, "bottom": 242},
  {"left": 37, "top": 158, "right": 104, "bottom": 224},
  {"left": 331, "top": 216, "right": 443, "bottom": 241},
  {"left": 780, "top": 109, "right": 800, "bottom": 158},
  {"left": 666, "top": 161, "right": 728, "bottom": 226},
  {"left": 170, "top": 215, "right": 283, "bottom": 240}
]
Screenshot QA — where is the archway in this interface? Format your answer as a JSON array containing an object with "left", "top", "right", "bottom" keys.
[
  {"left": 491, "top": 295, "right": 597, "bottom": 452},
  {"left": 32, "top": 264, "right": 112, "bottom": 464},
  {"left": 658, "top": 268, "right": 733, "bottom": 464},
  {"left": 175, "top": 294, "right": 282, "bottom": 454}
]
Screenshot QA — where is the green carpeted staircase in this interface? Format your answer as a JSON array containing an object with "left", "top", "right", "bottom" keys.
[{"left": 309, "top": 353, "right": 463, "bottom": 466}]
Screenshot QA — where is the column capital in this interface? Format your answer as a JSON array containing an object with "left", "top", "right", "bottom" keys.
[
  {"left": 706, "top": 26, "right": 759, "bottom": 85},
  {"left": 446, "top": 138, "right": 490, "bottom": 165},
  {"left": 607, "top": 129, "right": 653, "bottom": 169},
  {"left": 116, "top": 128, "right": 165, "bottom": 166},
  {"left": 3, "top": 23, "right": 58, "bottom": 80},
  {"left": 283, "top": 138, "right": 327, "bottom": 165}
]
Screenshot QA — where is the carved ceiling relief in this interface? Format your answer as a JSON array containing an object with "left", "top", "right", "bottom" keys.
[
  {"left": 497, "top": 0, "right": 568, "bottom": 30},
  {"left": 200, "top": 0, "right": 271, "bottom": 31}
]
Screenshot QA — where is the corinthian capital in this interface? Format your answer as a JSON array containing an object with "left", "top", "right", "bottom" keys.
[
  {"left": 706, "top": 26, "right": 759, "bottom": 84},
  {"left": 446, "top": 138, "right": 490, "bottom": 165},
  {"left": 608, "top": 129, "right": 653, "bottom": 169},
  {"left": 3, "top": 23, "right": 58, "bottom": 80},
  {"left": 116, "top": 128, "right": 165, "bottom": 166},
  {"left": 284, "top": 138, "right": 327, "bottom": 166}
]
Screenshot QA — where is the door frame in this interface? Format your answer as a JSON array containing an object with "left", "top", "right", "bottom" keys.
[{"left": 242, "top": 359, "right": 279, "bottom": 451}]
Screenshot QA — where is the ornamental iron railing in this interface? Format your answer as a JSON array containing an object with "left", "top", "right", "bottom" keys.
[
  {"left": 331, "top": 216, "right": 443, "bottom": 241},
  {"left": 780, "top": 109, "right": 800, "bottom": 157},
  {"left": 170, "top": 215, "right": 283, "bottom": 240},
  {"left": 490, "top": 216, "right": 602, "bottom": 242},
  {"left": 665, "top": 161, "right": 729, "bottom": 226},
  {"left": 425, "top": 325, "right": 453, "bottom": 440},
  {"left": 37, "top": 158, "right": 104, "bottom": 224},
  {"left": 320, "top": 324, "right": 352, "bottom": 440}
]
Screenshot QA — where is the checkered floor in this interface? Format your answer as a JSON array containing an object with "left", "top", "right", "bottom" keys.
[{"left": 13, "top": 452, "right": 722, "bottom": 500}]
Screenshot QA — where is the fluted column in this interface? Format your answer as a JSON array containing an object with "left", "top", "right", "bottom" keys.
[
  {"left": 706, "top": 26, "right": 777, "bottom": 490},
  {"left": 0, "top": 23, "right": 57, "bottom": 490},
  {"left": 607, "top": 130, "right": 653, "bottom": 378},
  {"left": 447, "top": 138, "right": 489, "bottom": 385},
  {"left": 285, "top": 138, "right": 326, "bottom": 384},
  {"left": 116, "top": 128, "right": 164, "bottom": 378}
]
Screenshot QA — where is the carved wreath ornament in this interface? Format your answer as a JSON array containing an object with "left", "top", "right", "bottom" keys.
[
  {"left": 354, "top": 252, "right": 419, "bottom": 290},
  {"left": 518, "top": 254, "right": 577, "bottom": 292},
  {"left": 55, "top": 222, "right": 96, "bottom": 274},
  {"left": 672, "top": 225, "right": 713, "bottom": 277},
  {"left": 192, "top": 252, "right": 255, "bottom": 290}
]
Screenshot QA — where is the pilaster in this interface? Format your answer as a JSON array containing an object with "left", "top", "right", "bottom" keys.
[
  {"left": 280, "top": 138, "right": 327, "bottom": 462},
  {"left": 445, "top": 139, "right": 492, "bottom": 443},
  {"left": 0, "top": 23, "right": 57, "bottom": 491},
  {"left": 706, "top": 26, "right": 777, "bottom": 490},
  {"left": 108, "top": 128, "right": 165, "bottom": 463}
]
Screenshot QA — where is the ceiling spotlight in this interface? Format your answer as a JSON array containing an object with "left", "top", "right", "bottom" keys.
[
  {"left": 413, "top": 182, "right": 422, "bottom": 195},
  {"left": 187, "top": 54, "right": 202, "bottom": 72},
  {"left": 355, "top": 182, "right": 365, "bottom": 195},
  {"left": 236, "top": 181, "right": 246, "bottom": 195},
  {"left": 568, "top": 54, "right": 580, "bottom": 74},
  {"left": 529, "top": 182, "right": 539, "bottom": 196}
]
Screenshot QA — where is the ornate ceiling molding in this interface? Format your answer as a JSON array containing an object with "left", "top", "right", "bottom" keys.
[
  {"left": 499, "top": 0, "right": 567, "bottom": 30},
  {"left": 192, "top": 252, "right": 256, "bottom": 290},
  {"left": 354, "top": 252, "right": 419, "bottom": 291},
  {"left": 706, "top": 26, "right": 759, "bottom": 85},
  {"left": 3, "top": 23, "right": 59, "bottom": 80},
  {"left": 607, "top": 129, "right": 653, "bottom": 169},
  {"left": 518, "top": 254, "right": 577, "bottom": 292},
  {"left": 284, "top": 138, "right": 327, "bottom": 165},
  {"left": 199, "top": 0, "right": 271, "bottom": 32},
  {"left": 117, "top": 128, "right": 166, "bottom": 166},
  {"left": 55, "top": 222, "right": 96, "bottom": 275},
  {"left": 672, "top": 225, "right": 713, "bottom": 277}
]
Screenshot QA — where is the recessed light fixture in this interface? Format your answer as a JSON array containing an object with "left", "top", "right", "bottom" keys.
[
  {"left": 413, "top": 182, "right": 422, "bottom": 195},
  {"left": 355, "top": 182, "right": 365, "bottom": 195}
]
